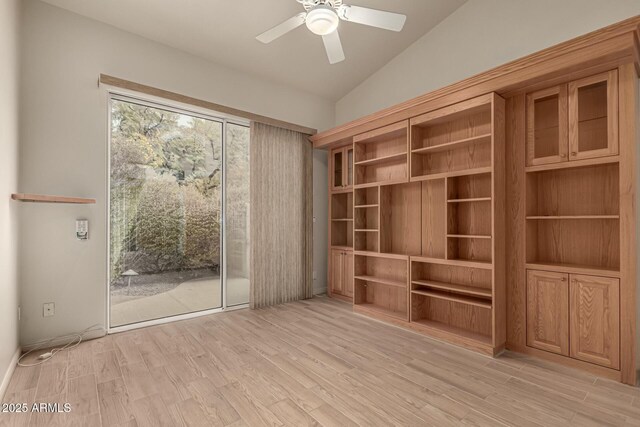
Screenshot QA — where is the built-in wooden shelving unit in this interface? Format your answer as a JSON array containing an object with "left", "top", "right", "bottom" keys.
[
  {"left": 329, "top": 143, "right": 355, "bottom": 302},
  {"left": 11, "top": 193, "right": 96, "bottom": 204},
  {"left": 330, "top": 93, "right": 505, "bottom": 356},
  {"left": 322, "top": 17, "right": 640, "bottom": 385}
]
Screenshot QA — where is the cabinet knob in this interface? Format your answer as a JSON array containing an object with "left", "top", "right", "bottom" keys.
[
  {"left": 570, "top": 152, "right": 577, "bottom": 157},
  {"left": 561, "top": 277, "right": 567, "bottom": 282},
  {"left": 560, "top": 153, "right": 567, "bottom": 158}
]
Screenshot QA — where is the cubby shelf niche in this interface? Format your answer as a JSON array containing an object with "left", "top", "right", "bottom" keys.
[
  {"left": 525, "top": 162, "right": 620, "bottom": 273},
  {"left": 354, "top": 121, "right": 409, "bottom": 187}
]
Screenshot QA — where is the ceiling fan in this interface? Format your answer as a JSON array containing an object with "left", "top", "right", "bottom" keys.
[{"left": 256, "top": 0, "right": 407, "bottom": 65}]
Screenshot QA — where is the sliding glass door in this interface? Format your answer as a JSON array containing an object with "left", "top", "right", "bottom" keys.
[{"left": 108, "top": 95, "right": 249, "bottom": 328}]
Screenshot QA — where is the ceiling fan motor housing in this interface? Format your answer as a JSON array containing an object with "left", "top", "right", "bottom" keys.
[
  {"left": 305, "top": 4, "right": 340, "bottom": 35},
  {"left": 297, "top": 0, "right": 343, "bottom": 11}
]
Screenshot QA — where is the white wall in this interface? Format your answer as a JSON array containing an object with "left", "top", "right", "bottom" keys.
[
  {"left": 336, "top": 0, "right": 640, "bottom": 124},
  {"left": 313, "top": 150, "right": 328, "bottom": 295},
  {"left": 19, "top": 0, "right": 334, "bottom": 345},
  {"left": 0, "top": 0, "right": 21, "bottom": 397}
]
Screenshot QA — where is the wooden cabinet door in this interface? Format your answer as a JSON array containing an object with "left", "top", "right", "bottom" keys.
[
  {"left": 526, "top": 85, "right": 568, "bottom": 166},
  {"left": 343, "top": 251, "right": 354, "bottom": 298},
  {"left": 331, "top": 148, "right": 344, "bottom": 191},
  {"left": 569, "top": 274, "right": 619, "bottom": 369},
  {"left": 526, "top": 270, "right": 569, "bottom": 356},
  {"left": 345, "top": 147, "right": 354, "bottom": 189},
  {"left": 330, "top": 249, "right": 344, "bottom": 295},
  {"left": 568, "top": 70, "right": 618, "bottom": 161}
]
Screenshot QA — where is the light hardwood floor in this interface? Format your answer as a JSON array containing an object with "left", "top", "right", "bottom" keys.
[{"left": 2, "top": 296, "right": 640, "bottom": 426}]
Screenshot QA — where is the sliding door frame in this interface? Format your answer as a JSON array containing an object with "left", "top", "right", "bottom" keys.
[{"left": 105, "top": 88, "right": 250, "bottom": 334}]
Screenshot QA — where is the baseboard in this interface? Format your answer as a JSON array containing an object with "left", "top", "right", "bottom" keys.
[
  {"left": 313, "top": 287, "right": 328, "bottom": 295},
  {"left": 21, "top": 328, "right": 106, "bottom": 352},
  {"left": 0, "top": 347, "right": 21, "bottom": 401}
]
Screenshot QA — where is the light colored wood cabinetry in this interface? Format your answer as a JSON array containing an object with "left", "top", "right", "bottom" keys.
[
  {"left": 339, "top": 93, "right": 505, "bottom": 356},
  {"left": 526, "top": 85, "right": 568, "bottom": 166},
  {"left": 526, "top": 270, "right": 619, "bottom": 369},
  {"left": 331, "top": 146, "right": 354, "bottom": 191},
  {"left": 330, "top": 248, "right": 353, "bottom": 299},
  {"left": 526, "top": 270, "right": 569, "bottom": 356},
  {"left": 568, "top": 71, "right": 618, "bottom": 161},
  {"left": 330, "top": 249, "right": 344, "bottom": 295},
  {"left": 343, "top": 251, "right": 354, "bottom": 298},
  {"left": 526, "top": 71, "right": 618, "bottom": 167},
  {"left": 570, "top": 274, "right": 619, "bottom": 369},
  {"left": 318, "top": 18, "right": 640, "bottom": 384}
]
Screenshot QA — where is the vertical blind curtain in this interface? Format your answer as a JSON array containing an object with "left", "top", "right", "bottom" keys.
[{"left": 250, "top": 122, "right": 313, "bottom": 309}]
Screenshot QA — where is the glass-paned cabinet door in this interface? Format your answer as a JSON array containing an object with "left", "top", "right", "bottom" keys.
[
  {"left": 346, "top": 147, "right": 354, "bottom": 188},
  {"left": 526, "top": 86, "right": 568, "bottom": 166},
  {"left": 332, "top": 148, "right": 344, "bottom": 191},
  {"left": 568, "top": 70, "right": 618, "bottom": 161}
]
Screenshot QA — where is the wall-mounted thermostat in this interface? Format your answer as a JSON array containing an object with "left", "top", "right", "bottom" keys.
[{"left": 76, "top": 219, "right": 89, "bottom": 240}]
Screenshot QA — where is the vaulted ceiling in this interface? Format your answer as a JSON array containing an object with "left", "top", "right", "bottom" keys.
[{"left": 40, "top": 0, "right": 466, "bottom": 100}]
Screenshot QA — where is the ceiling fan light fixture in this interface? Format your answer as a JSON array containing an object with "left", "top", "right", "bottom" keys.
[{"left": 305, "top": 5, "right": 339, "bottom": 36}]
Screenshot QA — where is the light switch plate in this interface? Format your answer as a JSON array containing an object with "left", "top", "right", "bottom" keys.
[{"left": 76, "top": 219, "right": 89, "bottom": 240}]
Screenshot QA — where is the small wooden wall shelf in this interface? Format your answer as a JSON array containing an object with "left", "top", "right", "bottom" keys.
[{"left": 11, "top": 193, "right": 96, "bottom": 204}]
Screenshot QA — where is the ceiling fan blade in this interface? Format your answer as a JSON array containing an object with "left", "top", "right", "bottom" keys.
[
  {"left": 322, "top": 31, "right": 345, "bottom": 65},
  {"left": 256, "top": 13, "right": 306, "bottom": 44},
  {"left": 339, "top": 5, "right": 406, "bottom": 32}
]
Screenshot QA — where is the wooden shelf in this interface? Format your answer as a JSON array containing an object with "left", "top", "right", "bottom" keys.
[
  {"left": 355, "top": 204, "right": 379, "bottom": 209},
  {"left": 330, "top": 245, "right": 353, "bottom": 251},
  {"left": 331, "top": 218, "right": 354, "bottom": 222},
  {"left": 354, "top": 152, "right": 407, "bottom": 166},
  {"left": 411, "top": 256, "right": 493, "bottom": 270},
  {"left": 355, "top": 303, "right": 407, "bottom": 321},
  {"left": 412, "top": 134, "right": 492, "bottom": 154},
  {"left": 412, "top": 289, "right": 492, "bottom": 309},
  {"left": 447, "top": 234, "right": 492, "bottom": 240},
  {"left": 411, "top": 166, "right": 492, "bottom": 182},
  {"left": 448, "top": 197, "right": 492, "bottom": 203},
  {"left": 525, "top": 155, "right": 619, "bottom": 173},
  {"left": 355, "top": 251, "right": 408, "bottom": 260},
  {"left": 354, "top": 179, "right": 407, "bottom": 189},
  {"left": 525, "top": 262, "right": 620, "bottom": 278},
  {"left": 411, "top": 319, "right": 492, "bottom": 346},
  {"left": 355, "top": 229, "right": 379, "bottom": 232},
  {"left": 11, "top": 193, "right": 96, "bottom": 204},
  {"left": 355, "top": 275, "right": 406, "bottom": 288},
  {"left": 526, "top": 215, "right": 619, "bottom": 220},
  {"left": 412, "top": 279, "right": 492, "bottom": 298}
]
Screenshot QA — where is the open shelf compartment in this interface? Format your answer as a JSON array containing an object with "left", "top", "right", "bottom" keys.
[
  {"left": 354, "top": 122, "right": 408, "bottom": 186},
  {"left": 380, "top": 182, "right": 422, "bottom": 255},
  {"left": 411, "top": 292, "right": 492, "bottom": 346},
  {"left": 447, "top": 237, "right": 492, "bottom": 263},
  {"left": 354, "top": 253, "right": 408, "bottom": 321},
  {"left": 526, "top": 162, "right": 620, "bottom": 272},
  {"left": 411, "top": 259, "right": 493, "bottom": 299},
  {"left": 411, "top": 101, "right": 492, "bottom": 179},
  {"left": 526, "top": 163, "right": 619, "bottom": 217},
  {"left": 526, "top": 218, "right": 619, "bottom": 271},
  {"left": 331, "top": 192, "right": 353, "bottom": 248}
]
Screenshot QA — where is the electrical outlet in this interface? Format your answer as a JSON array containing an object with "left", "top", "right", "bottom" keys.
[
  {"left": 43, "top": 302, "right": 55, "bottom": 317},
  {"left": 18, "top": 306, "right": 21, "bottom": 322}
]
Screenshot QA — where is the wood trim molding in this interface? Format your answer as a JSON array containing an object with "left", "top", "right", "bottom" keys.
[
  {"left": 99, "top": 74, "right": 317, "bottom": 136},
  {"left": 312, "top": 15, "right": 640, "bottom": 148}
]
